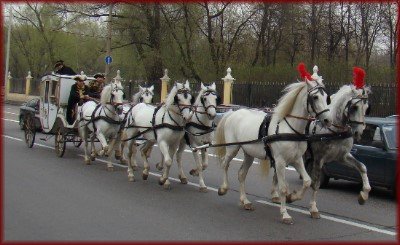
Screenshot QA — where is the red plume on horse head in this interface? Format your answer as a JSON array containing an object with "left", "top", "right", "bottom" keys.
[
  {"left": 353, "top": 67, "right": 366, "bottom": 89},
  {"left": 297, "top": 62, "right": 312, "bottom": 81}
]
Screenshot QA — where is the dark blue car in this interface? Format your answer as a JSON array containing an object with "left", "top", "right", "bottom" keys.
[{"left": 319, "top": 117, "right": 397, "bottom": 195}]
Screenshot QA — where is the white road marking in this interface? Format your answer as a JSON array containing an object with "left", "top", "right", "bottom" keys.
[
  {"left": 5, "top": 111, "right": 18, "bottom": 115},
  {"left": 256, "top": 200, "right": 396, "bottom": 236},
  {"left": 3, "top": 118, "right": 19, "bottom": 123},
  {"left": 2, "top": 133, "right": 396, "bottom": 237}
]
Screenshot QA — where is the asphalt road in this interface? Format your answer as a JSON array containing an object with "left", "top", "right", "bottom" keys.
[{"left": 3, "top": 104, "right": 397, "bottom": 241}]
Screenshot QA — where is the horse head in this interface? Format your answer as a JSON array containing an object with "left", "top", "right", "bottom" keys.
[
  {"left": 138, "top": 85, "right": 154, "bottom": 104},
  {"left": 341, "top": 85, "right": 371, "bottom": 141},
  {"left": 110, "top": 81, "right": 124, "bottom": 114},
  {"left": 299, "top": 63, "right": 332, "bottom": 127},
  {"left": 169, "top": 80, "right": 193, "bottom": 121},
  {"left": 198, "top": 82, "right": 219, "bottom": 120}
]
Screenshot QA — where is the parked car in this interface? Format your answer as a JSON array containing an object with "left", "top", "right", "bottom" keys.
[
  {"left": 19, "top": 98, "right": 41, "bottom": 130},
  {"left": 312, "top": 117, "right": 397, "bottom": 195}
]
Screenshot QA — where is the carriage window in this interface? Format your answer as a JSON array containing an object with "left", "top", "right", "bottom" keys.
[
  {"left": 44, "top": 81, "right": 49, "bottom": 103},
  {"left": 51, "top": 80, "right": 58, "bottom": 96}
]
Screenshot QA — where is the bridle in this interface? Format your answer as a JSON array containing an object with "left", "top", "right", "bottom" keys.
[
  {"left": 306, "top": 81, "right": 330, "bottom": 118},
  {"left": 343, "top": 95, "right": 369, "bottom": 126},
  {"left": 192, "top": 90, "right": 218, "bottom": 120},
  {"left": 139, "top": 89, "right": 154, "bottom": 103},
  {"left": 108, "top": 83, "right": 124, "bottom": 108},
  {"left": 172, "top": 88, "right": 193, "bottom": 116}
]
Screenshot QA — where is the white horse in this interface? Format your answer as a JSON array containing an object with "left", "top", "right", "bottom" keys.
[
  {"left": 164, "top": 82, "right": 219, "bottom": 192},
  {"left": 122, "top": 81, "right": 193, "bottom": 188},
  {"left": 117, "top": 85, "right": 154, "bottom": 163},
  {"left": 215, "top": 64, "right": 332, "bottom": 224},
  {"left": 296, "top": 68, "right": 371, "bottom": 219},
  {"left": 77, "top": 80, "right": 124, "bottom": 170}
]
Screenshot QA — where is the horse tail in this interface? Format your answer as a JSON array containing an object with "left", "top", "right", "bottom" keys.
[
  {"left": 260, "top": 159, "right": 271, "bottom": 177},
  {"left": 214, "top": 111, "right": 233, "bottom": 161}
]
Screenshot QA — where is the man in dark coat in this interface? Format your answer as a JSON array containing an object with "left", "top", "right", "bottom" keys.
[
  {"left": 67, "top": 75, "right": 90, "bottom": 125},
  {"left": 88, "top": 73, "right": 106, "bottom": 99},
  {"left": 54, "top": 60, "right": 77, "bottom": 76}
]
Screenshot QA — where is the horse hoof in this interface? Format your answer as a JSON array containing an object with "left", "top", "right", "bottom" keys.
[
  {"left": 115, "top": 155, "right": 121, "bottom": 160},
  {"left": 218, "top": 187, "right": 227, "bottom": 196},
  {"left": 271, "top": 197, "right": 281, "bottom": 204},
  {"left": 286, "top": 192, "right": 296, "bottom": 204},
  {"left": 120, "top": 159, "right": 127, "bottom": 165},
  {"left": 128, "top": 176, "right": 135, "bottom": 182},
  {"left": 107, "top": 166, "right": 114, "bottom": 172},
  {"left": 199, "top": 187, "right": 208, "bottom": 193},
  {"left": 282, "top": 218, "right": 294, "bottom": 225},
  {"left": 132, "top": 165, "right": 138, "bottom": 171},
  {"left": 179, "top": 176, "right": 188, "bottom": 184},
  {"left": 243, "top": 203, "right": 254, "bottom": 211},
  {"left": 90, "top": 156, "right": 96, "bottom": 161},
  {"left": 163, "top": 183, "right": 171, "bottom": 190},
  {"left": 155, "top": 163, "right": 163, "bottom": 171},
  {"left": 158, "top": 178, "right": 166, "bottom": 185},
  {"left": 84, "top": 159, "right": 91, "bottom": 165},
  {"left": 142, "top": 173, "right": 148, "bottom": 180},
  {"left": 358, "top": 194, "right": 366, "bottom": 205},
  {"left": 189, "top": 169, "right": 199, "bottom": 176},
  {"left": 310, "top": 212, "right": 321, "bottom": 219}
]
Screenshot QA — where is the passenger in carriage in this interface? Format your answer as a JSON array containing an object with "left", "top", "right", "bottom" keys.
[
  {"left": 54, "top": 60, "right": 77, "bottom": 76},
  {"left": 66, "top": 75, "right": 90, "bottom": 125},
  {"left": 88, "top": 73, "right": 106, "bottom": 99}
]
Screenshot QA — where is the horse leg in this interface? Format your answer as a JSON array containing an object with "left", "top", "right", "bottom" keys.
[
  {"left": 155, "top": 153, "right": 164, "bottom": 171},
  {"left": 96, "top": 131, "right": 108, "bottom": 156},
  {"left": 218, "top": 146, "right": 240, "bottom": 196},
  {"left": 176, "top": 139, "right": 188, "bottom": 185},
  {"left": 114, "top": 131, "right": 127, "bottom": 164},
  {"left": 90, "top": 133, "right": 96, "bottom": 161},
  {"left": 270, "top": 170, "right": 281, "bottom": 203},
  {"left": 191, "top": 147, "right": 208, "bottom": 192},
  {"left": 343, "top": 153, "right": 371, "bottom": 204},
  {"left": 140, "top": 141, "right": 154, "bottom": 180},
  {"left": 105, "top": 137, "right": 117, "bottom": 171},
  {"left": 275, "top": 157, "right": 293, "bottom": 224},
  {"left": 126, "top": 139, "right": 137, "bottom": 182},
  {"left": 191, "top": 148, "right": 208, "bottom": 176},
  {"left": 158, "top": 141, "right": 173, "bottom": 189},
  {"left": 238, "top": 153, "right": 255, "bottom": 210},
  {"left": 309, "top": 158, "right": 323, "bottom": 219},
  {"left": 286, "top": 157, "right": 311, "bottom": 203},
  {"left": 81, "top": 127, "right": 90, "bottom": 165}
]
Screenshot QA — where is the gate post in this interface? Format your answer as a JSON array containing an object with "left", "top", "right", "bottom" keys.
[
  {"left": 222, "top": 67, "right": 235, "bottom": 105},
  {"left": 5, "top": 71, "right": 11, "bottom": 100},
  {"left": 160, "top": 69, "right": 170, "bottom": 103},
  {"left": 25, "top": 71, "right": 32, "bottom": 96}
]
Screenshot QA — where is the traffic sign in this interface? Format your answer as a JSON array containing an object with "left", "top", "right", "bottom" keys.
[{"left": 105, "top": 56, "right": 112, "bottom": 64}]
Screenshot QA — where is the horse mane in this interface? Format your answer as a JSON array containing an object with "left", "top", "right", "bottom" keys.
[
  {"left": 100, "top": 84, "right": 112, "bottom": 105},
  {"left": 274, "top": 81, "right": 308, "bottom": 121},
  {"left": 132, "top": 91, "right": 142, "bottom": 104},
  {"left": 164, "top": 84, "right": 179, "bottom": 109},
  {"left": 194, "top": 85, "right": 216, "bottom": 106}
]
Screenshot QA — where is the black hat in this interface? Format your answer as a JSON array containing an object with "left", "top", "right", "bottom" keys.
[
  {"left": 54, "top": 60, "right": 64, "bottom": 68},
  {"left": 94, "top": 73, "right": 105, "bottom": 79}
]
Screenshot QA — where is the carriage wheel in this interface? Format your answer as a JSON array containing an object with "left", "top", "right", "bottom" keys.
[
  {"left": 55, "top": 127, "right": 66, "bottom": 157},
  {"left": 24, "top": 114, "right": 36, "bottom": 148},
  {"left": 73, "top": 135, "right": 82, "bottom": 148}
]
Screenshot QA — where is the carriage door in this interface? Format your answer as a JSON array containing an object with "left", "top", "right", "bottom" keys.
[
  {"left": 40, "top": 79, "right": 58, "bottom": 132},
  {"left": 40, "top": 80, "right": 50, "bottom": 130}
]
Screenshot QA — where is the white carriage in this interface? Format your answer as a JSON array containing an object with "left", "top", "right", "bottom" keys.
[{"left": 23, "top": 72, "right": 96, "bottom": 157}]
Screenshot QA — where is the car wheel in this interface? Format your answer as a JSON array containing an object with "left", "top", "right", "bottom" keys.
[
  {"left": 319, "top": 169, "right": 330, "bottom": 189},
  {"left": 19, "top": 115, "right": 25, "bottom": 130}
]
